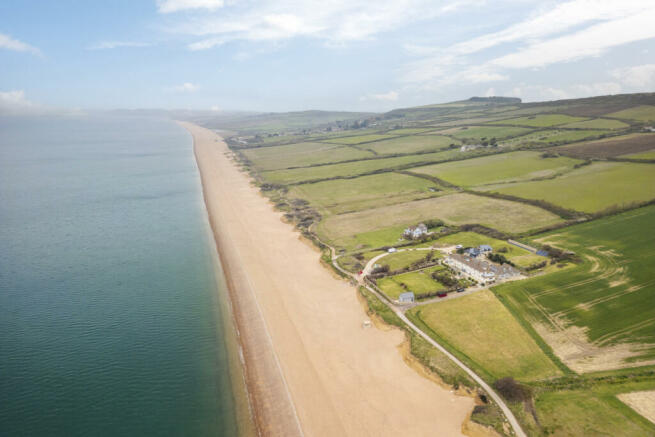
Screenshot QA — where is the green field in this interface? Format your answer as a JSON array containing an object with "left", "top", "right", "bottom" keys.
[
  {"left": 410, "top": 151, "right": 581, "bottom": 187},
  {"left": 261, "top": 149, "right": 457, "bottom": 184},
  {"left": 380, "top": 249, "right": 441, "bottom": 271},
  {"left": 561, "top": 118, "right": 630, "bottom": 130},
  {"left": 533, "top": 388, "right": 655, "bottom": 436},
  {"left": 607, "top": 105, "right": 655, "bottom": 122},
  {"left": 483, "top": 162, "right": 655, "bottom": 213},
  {"left": 242, "top": 142, "right": 374, "bottom": 170},
  {"left": 323, "top": 133, "right": 397, "bottom": 144},
  {"left": 447, "top": 125, "right": 532, "bottom": 140},
  {"left": 318, "top": 193, "right": 563, "bottom": 248},
  {"left": 288, "top": 172, "right": 440, "bottom": 214},
  {"left": 336, "top": 250, "right": 385, "bottom": 273},
  {"left": 408, "top": 290, "right": 562, "bottom": 381},
  {"left": 533, "top": 129, "right": 608, "bottom": 144},
  {"left": 384, "top": 127, "right": 436, "bottom": 135},
  {"left": 494, "top": 206, "right": 655, "bottom": 372},
  {"left": 365, "top": 135, "right": 459, "bottom": 155},
  {"left": 491, "top": 114, "right": 587, "bottom": 127},
  {"left": 621, "top": 149, "right": 655, "bottom": 160},
  {"left": 378, "top": 266, "right": 445, "bottom": 299},
  {"left": 435, "top": 232, "right": 545, "bottom": 268}
]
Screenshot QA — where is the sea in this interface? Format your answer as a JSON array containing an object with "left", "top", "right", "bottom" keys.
[{"left": 0, "top": 114, "right": 243, "bottom": 436}]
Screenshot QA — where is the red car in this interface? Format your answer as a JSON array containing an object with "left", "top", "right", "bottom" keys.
[{"left": 437, "top": 292, "right": 448, "bottom": 298}]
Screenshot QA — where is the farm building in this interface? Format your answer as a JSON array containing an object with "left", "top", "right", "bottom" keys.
[
  {"left": 479, "top": 244, "right": 492, "bottom": 253},
  {"left": 403, "top": 223, "right": 428, "bottom": 239},
  {"left": 444, "top": 253, "right": 520, "bottom": 285},
  {"left": 398, "top": 292, "right": 415, "bottom": 303}
]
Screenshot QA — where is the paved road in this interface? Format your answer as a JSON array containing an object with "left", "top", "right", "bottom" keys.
[{"left": 329, "top": 245, "right": 527, "bottom": 437}]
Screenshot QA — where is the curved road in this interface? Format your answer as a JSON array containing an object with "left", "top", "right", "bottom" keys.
[{"left": 329, "top": 245, "right": 527, "bottom": 437}]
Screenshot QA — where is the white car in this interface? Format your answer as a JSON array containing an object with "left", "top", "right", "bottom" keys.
[
  {"left": 455, "top": 244, "right": 463, "bottom": 249},
  {"left": 388, "top": 247, "right": 397, "bottom": 253}
]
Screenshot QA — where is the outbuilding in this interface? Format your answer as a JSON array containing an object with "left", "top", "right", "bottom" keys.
[{"left": 398, "top": 292, "right": 415, "bottom": 303}]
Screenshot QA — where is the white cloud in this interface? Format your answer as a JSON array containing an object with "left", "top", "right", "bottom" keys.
[
  {"left": 0, "top": 90, "right": 43, "bottom": 115},
  {"left": 88, "top": 41, "right": 151, "bottom": 50},
  {"left": 451, "top": 0, "right": 652, "bottom": 56},
  {"left": 361, "top": 90, "right": 399, "bottom": 102},
  {"left": 167, "top": 0, "right": 474, "bottom": 49},
  {"left": 490, "top": 7, "right": 655, "bottom": 69},
  {"left": 0, "top": 33, "right": 41, "bottom": 55},
  {"left": 402, "top": 1, "right": 655, "bottom": 89},
  {"left": 210, "top": 105, "right": 221, "bottom": 111},
  {"left": 612, "top": 64, "right": 655, "bottom": 89},
  {"left": 157, "top": 0, "right": 225, "bottom": 13},
  {"left": 169, "top": 82, "right": 200, "bottom": 92},
  {"left": 502, "top": 81, "right": 623, "bottom": 102}
]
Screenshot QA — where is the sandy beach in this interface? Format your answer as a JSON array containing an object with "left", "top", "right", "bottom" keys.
[{"left": 185, "top": 122, "right": 475, "bottom": 436}]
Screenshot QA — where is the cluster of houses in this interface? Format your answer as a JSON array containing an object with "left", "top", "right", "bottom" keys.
[
  {"left": 444, "top": 244, "right": 520, "bottom": 285},
  {"left": 403, "top": 223, "right": 428, "bottom": 240}
]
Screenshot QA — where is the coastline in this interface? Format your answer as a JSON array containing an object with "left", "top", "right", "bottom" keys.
[{"left": 184, "top": 122, "right": 475, "bottom": 436}]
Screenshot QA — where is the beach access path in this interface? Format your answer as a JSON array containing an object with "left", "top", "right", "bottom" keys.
[{"left": 185, "top": 122, "right": 475, "bottom": 437}]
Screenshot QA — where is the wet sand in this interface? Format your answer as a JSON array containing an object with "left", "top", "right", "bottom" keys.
[{"left": 184, "top": 122, "right": 474, "bottom": 436}]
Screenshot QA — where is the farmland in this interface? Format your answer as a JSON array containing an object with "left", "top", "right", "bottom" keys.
[
  {"left": 561, "top": 118, "right": 630, "bottom": 130},
  {"left": 553, "top": 133, "right": 655, "bottom": 158},
  {"left": 242, "top": 142, "right": 374, "bottom": 171},
  {"left": 323, "top": 133, "right": 397, "bottom": 144},
  {"left": 607, "top": 105, "right": 655, "bottom": 122},
  {"left": 261, "top": 149, "right": 457, "bottom": 184},
  {"left": 408, "top": 290, "right": 562, "bottom": 381},
  {"left": 484, "top": 162, "right": 655, "bottom": 213},
  {"left": 447, "top": 125, "right": 532, "bottom": 140},
  {"left": 490, "top": 114, "right": 587, "bottom": 127},
  {"left": 494, "top": 206, "right": 655, "bottom": 372},
  {"left": 410, "top": 151, "right": 581, "bottom": 187},
  {"left": 216, "top": 93, "right": 655, "bottom": 435},
  {"left": 317, "top": 193, "right": 563, "bottom": 248},
  {"left": 364, "top": 134, "right": 459, "bottom": 155},
  {"left": 287, "top": 172, "right": 440, "bottom": 214}
]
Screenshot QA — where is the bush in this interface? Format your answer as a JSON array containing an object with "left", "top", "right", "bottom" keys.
[{"left": 493, "top": 377, "right": 532, "bottom": 403}]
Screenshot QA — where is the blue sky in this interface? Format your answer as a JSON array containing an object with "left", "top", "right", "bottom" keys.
[{"left": 1, "top": 0, "right": 655, "bottom": 113}]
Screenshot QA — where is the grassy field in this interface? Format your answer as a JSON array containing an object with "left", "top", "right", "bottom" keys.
[
  {"left": 408, "top": 290, "right": 562, "bottom": 381},
  {"left": 242, "top": 142, "right": 374, "bottom": 170},
  {"left": 261, "top": 149, "right": 457, "bottom": 184},
  {"left": 607, "top": 105, "right": 655, "bottom": 122},
  {"left": 493, "top": 206, "right": 655, "bottom": 372},
  {"left": 288, "top": 172, "right": 441, "bottom": 214},
  {"left": 365, "top": 135, "right": 459, "bottom": 155},
  {"left": 621, "top": 149, "right": 655, "bottom": 160},
  {"left": 435, "top": 232, "right": 545, "bottom": 268},
  {"left": 561, "top": 118, "right": 630, "bottom": 130},
  {"left": 534, "top": 388, "right": 655, "bottom": 436},
  {"left": 384, "top": 127, "right": 436, "bottom": 135},
  {"left": 317, "top": 193, "right": 563, "bottom": 248},
  {"left": 532, "top": 129, "right": 608, "bottom": 144},
  {"left": 378, "top": 266, "right": 445, "bottom": 299},
  {"left": 381, "top": 249, "right": 441, "bottom": 271},
  {"left": 553, "top": 133, "right": 655, "bottom": 158},
  {"left": 323, "top": 133, "right": 397, "bottom": 144},
  {"left": 490, "top": 114, "right": 587, "bottom": 127},
  {"left": 446, "top": 125, "right": 532, "bottom": 140},
  {"left": 410, "top": 151, "right": 581, "bottom": 187},
  {"left": 483, "top": 162, "right": 655, "bottom": 213},
  {"left": 336, "top": 250, "right": 385, "bottom": 273}
]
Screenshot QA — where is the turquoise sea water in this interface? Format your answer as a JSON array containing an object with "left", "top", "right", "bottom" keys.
[{"left": 0, "top": 115, "right": 238, "bottom": 436}]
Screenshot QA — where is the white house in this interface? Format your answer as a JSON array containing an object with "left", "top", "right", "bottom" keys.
[
  {"left": 403, "top": 223, "right": 428, "bottom": 239},
  {"left": 444, "top": 253, "right": 519, "bottom": 285}
]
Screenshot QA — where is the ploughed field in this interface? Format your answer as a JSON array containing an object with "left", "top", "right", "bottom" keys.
[{"left": 226, "top": 94, "right": 655, "bottom": 435}]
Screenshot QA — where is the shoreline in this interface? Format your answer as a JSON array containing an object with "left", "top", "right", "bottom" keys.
[{"left": 184, "top": 122, "right": 476, "bottom": 436}]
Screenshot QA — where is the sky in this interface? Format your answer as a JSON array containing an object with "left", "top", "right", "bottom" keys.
[{"left": 1, "top": 0, "right": 655, "bottom": 114}]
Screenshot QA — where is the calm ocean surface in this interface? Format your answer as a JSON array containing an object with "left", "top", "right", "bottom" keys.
[{"left": 0, "top": 115, "right": 239, "bottom": 436}]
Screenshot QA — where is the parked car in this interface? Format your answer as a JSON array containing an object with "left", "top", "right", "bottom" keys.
[{"left": 437, "top": 291, "right": 448, "bottom": 298}]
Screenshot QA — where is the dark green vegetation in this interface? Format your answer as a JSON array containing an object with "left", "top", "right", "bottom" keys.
[{"left": 202, "top": 92, "right": 655, "bottom": 436}]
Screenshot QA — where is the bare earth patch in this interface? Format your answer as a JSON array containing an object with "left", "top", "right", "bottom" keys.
[
  {"left": 533, "top": 323, "right": 655, "bottom": 373},
  {"left": 617, "top": 391, "right": 655, "bottom": 424}
]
